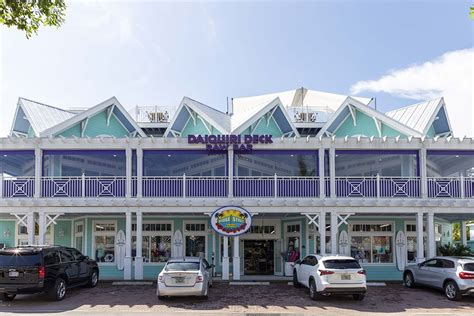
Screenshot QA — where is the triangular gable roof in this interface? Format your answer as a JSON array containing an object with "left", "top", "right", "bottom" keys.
[
  {"left": 385, "top": 98, "right": 452, "bottom": 136},
  {"left": 317, "top": 97, "right": 423, "bottom": 137},
  {"left": 11, "top": 98, "right": 76, "bottom": 136},
  {"left": 164, "top": 97, "right": 230, "bottom": 137},
  {"left": 40, "top": 97, "right": 146, "bottom": 137}
]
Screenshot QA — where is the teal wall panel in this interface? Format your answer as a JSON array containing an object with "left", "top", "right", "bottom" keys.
[
  {"left": 57, "top": 110, "right": 130, "bottom": 138},
  {"left": 335, "top": 109, "right": 406, "bottom": 137},
  {"left": 54, "top": 220, "right": 72, "bottom": 247},
  {"left": 0, "top": 221, "right": 16, "bottom": 248},
  {"left": 364, "top": 265, "right": 403, "bottom": 281},
  {"left": 181, "top": 116, "right": 221, "bottom": 136},
  {"left": 58, "top": 123, "right": 81, "bottom": 138},
  {"left": 251, "top": 116, "right": 283, "bottom": 137}
]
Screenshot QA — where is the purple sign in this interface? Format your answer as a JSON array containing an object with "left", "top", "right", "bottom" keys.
[{"left": 188, "top": 134, "right": 273, "bottom": 152}]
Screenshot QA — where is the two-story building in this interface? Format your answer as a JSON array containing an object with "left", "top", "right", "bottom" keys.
[{"left": 0, "top": 87, "right": 472, "bottom": 281}]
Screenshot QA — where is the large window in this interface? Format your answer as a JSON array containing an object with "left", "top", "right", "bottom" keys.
[
  {"left": 143, "top": 151, "right": 226, "bottom": 176},
  {"left": 426, "top": 151, "right": 474, "bottom": 177},
  {"left": 93, "top": 221, "right": 116, "bottom": 263},
  {"left": 132, "top": 221, "right": 173, "bottom": 263},
  {"left": 335, "top": 150, "right": 418, "bottom": 177},
  {"left": 16, "top": 222, "right": 53, "bottom": 246},
  {"left": 350, "top": 223, "right": 394, "bottom": 264},
  {"left": 74, "top": 222, "right": 85, "bottom": 253},
  {"left": 284, "top": 222, "right": 301, "bottom": 262},
  {"left": 235, "top": 151, "right": 317, "bottom": 176},
  {"left": 406, "top": 223, "right": 427, "bottom": 263},
  {"left": 184, "top": 221, "right": 207, "bottom": 258},
  {"left": 0, "top": 150, "right": 35, "bottom": 177}
]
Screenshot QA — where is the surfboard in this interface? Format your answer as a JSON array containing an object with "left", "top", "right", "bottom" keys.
[
  {"left": 395, "top": 230, "right": 407, "bottom": 271},
  {"left": 338, "top": 230, "right": 350, "bottom": 256},
  {"left": 172, "top": 229, "right": 184, "bottom": 258},
  {"left": 115, "top": 230, "right": 126, "bottom": 271}
]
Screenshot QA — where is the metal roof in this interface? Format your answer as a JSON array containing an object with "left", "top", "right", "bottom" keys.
[
  {"left": 18, "top": 98, "right": 76, "bottom": 135},
  {"left": 385, "top": 98, "right": 443, "bottom": 134}
]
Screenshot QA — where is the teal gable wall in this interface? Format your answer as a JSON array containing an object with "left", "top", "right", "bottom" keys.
[
  {"left": 426, "top": 125, "right": 436, "bottom": 137},
  {"left": 335, "top": 109, "right": 406, "bottom": 137},
  {"left": 57, "top": 110, "right": 130, "bottom": 138},
  {"left": 247, "top": 116, "right": 283, "bottom": 137},
  {"left": 181, "top": 116, "right": 221, "bottom": 136},
  {"left": 0, "top": 221, "right": 16, "bottom": 248}
]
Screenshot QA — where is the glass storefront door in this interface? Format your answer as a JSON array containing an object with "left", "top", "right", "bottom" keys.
[{"left": 243, "top": 240, "right": 274, "bottom": 275}]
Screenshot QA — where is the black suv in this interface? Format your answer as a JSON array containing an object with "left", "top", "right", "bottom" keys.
[{"left": 0, "top": 245, "right": 99, "bottom": 301}]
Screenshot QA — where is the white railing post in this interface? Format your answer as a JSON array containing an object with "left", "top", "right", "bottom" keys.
[
  {"left": 81, "top": 173, "right": 86, "bottom": 198},
  {"left": 420, "top": 148, "right": 427, "bottom": 199},
  {"left": 183, "top": 173, "right": 186, "bottom": 197},
  {"left": 0, "top": 173, "right": 3, "bottom": 198},
  {"left": 137, "top": 148, "right": 143, "bottom": 198},
  {"left": 125, "top": 148, "right": 132, "bottom": 198},
  {"left": 376, "top": 174, "right": 381, "bottom": 198},
  {"left": 329, "top": 148, "right": 336, "bottom": 198},
  {"left": 318, "top": 148, "right": 325, "bottom": 198},
  {"left": 460, "top": 175, "right": 465, "bottom": 199},
  {"left": 228, "top": 147, "right": 234, "bottom": 198},
  {"left": 274, "top": 173, "right": 278, "bottom": 198}
]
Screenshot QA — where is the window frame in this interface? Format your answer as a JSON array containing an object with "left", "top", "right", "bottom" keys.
[
  {"left": 183, "top": 220, "right": 208, "bottom": 259},
  {"left": 92, "top": 220, "right": 117, "bottom": 266},
  {"left": 74, "top": 221, "right": 85, "bottom": 254},
  {"left": 405, "top": 221, "right": 427, "bottom": 264},
  {"left": 132, "top": 220, "right": 173, "bottom": 265},
  {"left": 348, "top": 221, "right": 395, "bottom": 265}
]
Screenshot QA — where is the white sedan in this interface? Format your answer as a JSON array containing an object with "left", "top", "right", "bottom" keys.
[{"left": 292, "top": 254, "right": 367, "bottom": 300}]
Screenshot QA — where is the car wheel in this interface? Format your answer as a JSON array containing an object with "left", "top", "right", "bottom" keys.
[
  {"left": 48, "top": 278, "right": 67, "bottom": 301},
  {"left": 353, "top": 293, "right": 365, "bottom": 301},
  {"left": 404, "top": 272, "right": 416, "bottom": 288},
  {"left": 444, "top": 281, "right": 462, "bottom": 301},
  {"left": 87, "top": 269, "right": 99, "bottom": 288},
  {"left": 1, "top": 293, "right": 16, "bottom": 301},
  {"left": 309, "top": 279, "right": 319, "bottom": 301},
  {"left": 293, "top": 271, "right": 301, "bottom": 288},
  {"left": 157, "top": 295, "right": 166, "bottom": 300}
]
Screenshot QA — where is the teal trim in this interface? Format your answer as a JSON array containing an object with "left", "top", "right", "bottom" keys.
[
  {"left": 426, "top": 125, "right": 436, "bottom": 137},
  {"left": 54, "top": 220, "right": 72, "bottom": 247},
  {"left": 335, "top": 109, "right": 406, "bottom": 137},
  {"left": 0, "top": 220, "right": 16, "bottom": 248}
]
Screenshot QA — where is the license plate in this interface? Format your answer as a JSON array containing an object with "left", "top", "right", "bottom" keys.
[
  {"left": 174, "top": 277, "right": 185, "bottom": 283},
  {"left": 8, "top": 271, "right": 19, "bottom": 278},
  {"left": 341, "top": 274, "right": 351, "bottom": 280}
]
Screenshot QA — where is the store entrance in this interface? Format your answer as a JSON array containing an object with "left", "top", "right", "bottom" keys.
[{"left": 243, "top": 240, "right": 274, "bottom": 275}]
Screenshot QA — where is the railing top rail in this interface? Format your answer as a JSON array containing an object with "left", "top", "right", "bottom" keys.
[
  {"left": 142, "top": 175, "right": 228, "bottom": 179},
  {"left": 335, "top": 176, "right": 420, "bottom": 179},
  {"left": 2, "top": 175, "right": 35, "bottom": 179},
  {"left": 234, "top": 175, "right": 319, "bottom": 179}
]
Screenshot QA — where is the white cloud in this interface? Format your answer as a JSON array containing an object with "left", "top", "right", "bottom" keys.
[{"left": 350, "top": 48, "right": 474, "bottom": 137}]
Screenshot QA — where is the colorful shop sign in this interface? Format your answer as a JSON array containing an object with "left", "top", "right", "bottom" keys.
[
  {"left": 210, "top": 206, "right": 252, "bottom": 236},
  {"left": 188, "top": 134, "right": 273, "bottom": 152}
]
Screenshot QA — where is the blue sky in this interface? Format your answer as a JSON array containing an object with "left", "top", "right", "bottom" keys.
[{"left": 0, "top": 0, "right": 472, "bottom": 136}]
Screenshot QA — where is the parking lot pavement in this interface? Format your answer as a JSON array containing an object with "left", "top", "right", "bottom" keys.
[{"left": 0, "top": 282, "right": 473, "bottom": 315}]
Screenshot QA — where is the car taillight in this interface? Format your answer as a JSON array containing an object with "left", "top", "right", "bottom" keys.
[
  {"left": 38, "top": 266, "right": 45, "bottom": 279},
  {"left": 158, "top": 275, "right": 164, "bottom": 283},
  {"left": 459, "top": 271, "right": 474, "bottom": 279},
  {"left": 358, "top": 270, "right": 366, "bottom": 275},
  {"left": 318, "top": 270, "right": 334, "bottom": 276},
  {"left": 196, "top": 275, "right": 204, "bottom": 283}
]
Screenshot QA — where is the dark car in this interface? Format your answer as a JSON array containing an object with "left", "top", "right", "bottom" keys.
[{"left": 0, "top": 245, "right": 99, "bottom": 301}]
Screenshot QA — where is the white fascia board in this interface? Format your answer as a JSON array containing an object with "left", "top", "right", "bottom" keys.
[{"left": 39, "top": 97, "right": 146, "bottom": 137}]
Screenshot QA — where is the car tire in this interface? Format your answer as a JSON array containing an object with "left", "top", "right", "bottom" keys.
[
  {"left": 1, "top": 293, "right": 16, "bottom": 301},
  {"left": 48, "top": 278, "right": 67, "bottom": 301},
  {"left": 309, "top": 279, "right": 319, "bottom": 301},
  {"left": 293, "top": 271, "right": 301, "bottom": 288},
  {"left": 353, "top": 293, "right": 365, "bottom": 301},
  {"left": 87, "top": 269, "right": 99, "bottom": 288},
  {"left": 444, "top": 281, "right": 462, "bottom": 301},
  {"left": 404, "top": 272, "right": 416, "bottom": 288},
  {"left": 157, "top": 295, "right": 166, "bottom": 300}
]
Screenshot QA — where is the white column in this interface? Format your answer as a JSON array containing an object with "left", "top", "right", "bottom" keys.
[
  {"left": 0, "top": 173, "right": 3, "bottom": 198},
  {"left": 27, "top": 211, "right": 35, "bottom": 245},
  {"left": 228, "top": 147, "right": 234, "bottom": 198},
  {"left": 124, "top": 211, "right": 132, "bottom": 280},
  {"left": 232, "top": 236, "right": 240, "bottom": 280},
  {"left": 38, "top": 211, "right": 46, "bottom": 245},
  {"left": 427, "top": 212, "right": 436, "bottom": 258},
  {"left": 461, "top": 221, "right": 468, "bottom": 246},
  {"left": 125, "top": 148, "right": 132, "bottom": 198},
  {"left": 416, "top": 211, "right": 425, "bottom": 262},
  {"left": 420, "top": 148, "right": 427, "bottom": 199},
  {"left": 134, "top": 211, "right": 143, "bottom": 280},
  {"left": 318, "top": 148, "right": 325, "bottom": 198},
  {"left": 34, "top": 147, "right": 42, "bottom": 198},
  {"left": 136, "top": 148, "right": 143, "bottom": 198},
  {"left": 329, "top": 148, "right": 336, "bottom": 198},
  {"left": 222, "top": 236, "right": 229, "bottom": 280},
  {"left": 330, "top": 212, "right": 338, "bottom": 254},
  {"left": 319, "top": 211, "right": 326, "bottom": 255}
]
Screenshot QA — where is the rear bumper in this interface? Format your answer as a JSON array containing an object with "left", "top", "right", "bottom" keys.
[
  {"left": 320, "top": 286, "right": 367, "bottom": 295},
  {"left": 157, "top": 282, "right": 206, "bottom": 297},
  {"left": 0, "top": 283, "right": 44, "bottom": 295}
]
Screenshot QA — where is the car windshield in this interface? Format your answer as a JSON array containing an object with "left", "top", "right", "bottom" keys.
[
  {"left": 165, "top": 262, "right": 200, "bottom": 271},
  {"left": 323, "top": 259, "right": 361, "bottom": 269},
  {"left": 463, "top": 263, "right": 474, "bottom": 272},
  {"left": 0, "top": 252, "right": 42, "bottom": 267}
]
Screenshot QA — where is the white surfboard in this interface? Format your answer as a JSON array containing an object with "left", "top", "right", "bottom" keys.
[
  {"left": 338, "top": 230, "right": 350, "bottom": 256},
  {"left": 115, "top": 230, "right": 126, "bottom": 271},
  {"left": 395, "top": 231, "right": 407, "bottom": 271},
  {"left": 172, "top": 229, "right": 184, "bottom": 258}
]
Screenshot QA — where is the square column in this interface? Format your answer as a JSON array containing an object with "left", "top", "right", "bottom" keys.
[
  {"left": 416, "top": 211, "right": 425, "bottom": 262},
  {"left": 125, "top": 148, "right": 132, "bottom": 198},
  {"left": 232, "top": 236, "right": 240, "bottom": 280},
  {"left": 34, "top": 147, "right": 42, "bottom": 198},
  {"left": 427, "top": 212, "right": 436, "bottom": 258},
  {"left": 38, "top": 211, "right": 46, "bottom": 245},
  {"left": 318, "top": 148, "right": 325, "bottom": 198},
  {"left": 228, "top": 148, "right": 234, "bottom": 197},
  {"left": 461, "top": 221, "right": 468, "bottom": 246},
  {"left": 330, "top": 212, "right": 338, "bottom": 254},
  {"left": 319, "top": 211, "right": 326, "bottom": 255},
  {"left": 124, "top": 211, "right": 132, "bottom": 280},
  {"left": 222, "top": 236, "right": 229, "bottom": 280},
  {"left": 329, "top": 148, "right": 336, "bottom": 198},
  {"left": 420, "top": 149, "right": 427, "bottom": 199},
  {"left": 134, "top": 211, "right": 143, "bottom": 280},
  {"left": 27, "top": 211, "right": 35, "bottom": 245},
  {"left": 136, "top": 148, "right": 143, "bottom": 198}
]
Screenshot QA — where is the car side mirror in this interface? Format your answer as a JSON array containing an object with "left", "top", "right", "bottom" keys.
[{"left": 295, "top": 259, "right": 301, "bottom": 265}]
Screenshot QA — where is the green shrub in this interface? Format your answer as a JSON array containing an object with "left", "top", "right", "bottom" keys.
[{"left": 438, "top": 243, "right": 473, "bottom": 256}]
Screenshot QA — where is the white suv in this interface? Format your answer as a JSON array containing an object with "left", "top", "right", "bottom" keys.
[{"left": 293, "top": 254, "right": 367, "bottom": 300}]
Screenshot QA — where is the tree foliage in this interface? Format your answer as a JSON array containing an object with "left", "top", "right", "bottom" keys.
[{"left": 0, "top": 0, "right": 66, "bottom": 38}]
